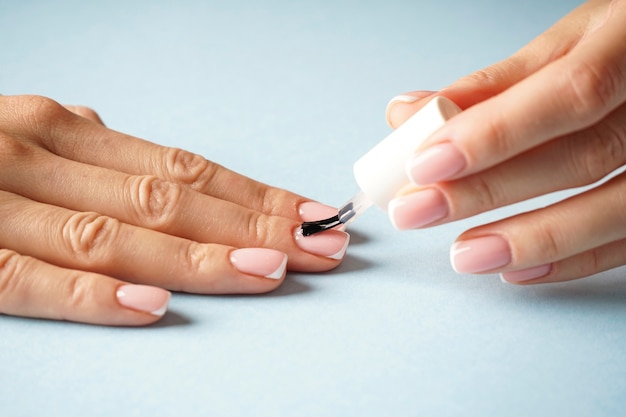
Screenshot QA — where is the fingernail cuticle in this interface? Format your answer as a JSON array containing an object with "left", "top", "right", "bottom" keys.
[{"left": 294, "top": 228, "right": 350, "bottom": 260}]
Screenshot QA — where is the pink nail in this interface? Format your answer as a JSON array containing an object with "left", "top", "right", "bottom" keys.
[
  {"left": 230, "top": 248, "right": 288, "bottom": 279},
  {"left": 501, "top": 264, "right": 551, "bottom": 283},
  {"left": 116, "top": 285, "right": 171, "bottom": 316},
  {"left": 295, "top": 229, "right": 349, "bottom": 260},
  {"left": 388, "top": 188, "right": 448, "bottom": 230},
  {"left": 450, "top": 235, "right": 511, "bottom": 273},
  {"left": 298, "top": 201, "right": 338, "bottom": 222},
  {"left": 406, "top": 143, "right": 466, "bottom": 185}
]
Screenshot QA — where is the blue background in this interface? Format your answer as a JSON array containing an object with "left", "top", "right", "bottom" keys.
[{"left": 2, "top": 1, "right": 624, "bottom": 416}]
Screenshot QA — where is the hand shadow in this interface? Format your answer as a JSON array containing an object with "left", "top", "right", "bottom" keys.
[{"left": 526, "top": 267, "right": 626, "bottom": 311}]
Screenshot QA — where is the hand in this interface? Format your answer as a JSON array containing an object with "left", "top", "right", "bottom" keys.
[
  {"left": 385, "top": 0, "right": 626, "bottom": 284},
  {"left": 0, "top": 95, "right": 349, "bottom": 325}
]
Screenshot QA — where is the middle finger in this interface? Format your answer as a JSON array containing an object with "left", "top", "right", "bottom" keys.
[{"left": 389, "top": 102, "right": 626, "bottom": 230}]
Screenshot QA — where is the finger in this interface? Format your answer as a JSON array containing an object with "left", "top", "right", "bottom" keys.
[
  {"left": 0, "top": 249, "right": 170, "bottom": 326},
  {"left": 389, "top": 102, "right": 626, "bottom": 230},
  {"left": 0, "top": 95, "right": 329, "bottom": 222},
  {"left": 408, "top": 3, "right": 626, "bottom": 185},
  {"left": 448, "top": 170, "right": 626, "bottom": 278},
  {"left": 63, "top": 105, "right": 105, "bottom": 125},
  {"left": 0, "top": 143, "right": 348, "bottom": 271},
  {"left": 385, "top": 0, "right": 600, "bottom": 129},
  {"left": 501, "top": 238, "right": 626, "bottom": 284},
  {"left": 0, "top": 191, "right": 290, "bottom": 293}
]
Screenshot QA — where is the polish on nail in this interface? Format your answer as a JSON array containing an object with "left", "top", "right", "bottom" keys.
[
  {"left": 116, "top": 285, "right": 171, "bottom": 317},
  {"left": 406, "top": 142, "right": 466, "bottom": 185},
  {"left": 230, "top": 248, "right": 288, "bottom": 280},
  {"left": 294, "top": 228, "right": 350, "bottom": 260},
  {"left": 388, "top": 188, "right": 448, "bottom": 230},
  {"left": 450, "top": 235, "right": 511, "bottom": 274}
]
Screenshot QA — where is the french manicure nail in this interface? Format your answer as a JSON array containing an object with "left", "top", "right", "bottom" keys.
[
  {"left": 406, "top": 143, "right": 466, "bottom": 185},
  {"left": 298, "top": 201, "right": 338, "bottom": 222},
  {"left": 295, "top": 229, "right": 350, "bottom": 260},
  {"left": 230, "top": 248, "right": 288, "bottom": 280},
  {"left": 385, "top": 92, "right": 436, "bottom": 127},
  {"left": 450, "top": 235, "right": 511, "bottom": 274},
  {"left": 388, "top": 188, "right": 448, "bottom": 230},
  {"left": 116, "top": 285, "right": 171, "bottom": 316},
  {"left": 500, "top": 264, "right": 551, "bottom": 283}
]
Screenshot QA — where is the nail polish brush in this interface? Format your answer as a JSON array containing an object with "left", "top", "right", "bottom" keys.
[{"left": 301, "top": 96, "right": 461, "bottom": 236}]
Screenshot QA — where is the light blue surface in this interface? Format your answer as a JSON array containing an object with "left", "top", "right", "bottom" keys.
[{"left": 2, "top": 1, "right": 624, "bottom": 416}]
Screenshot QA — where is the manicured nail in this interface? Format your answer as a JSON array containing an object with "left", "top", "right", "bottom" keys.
[
  {"left": 406, "top": 143, "right": 466, "bottom": 185},
  {"left": 295, "top": 228, "right": 350, "bottom": 260},
  {"left": 385, "top": 92, "right": 435, "bottom": 127},
  {"left": 500, "top": 264, "right": 551, "bottom": 283},
  {"left": 388, "top": 188, "right": 448, "bottom": 230},
  {"left": 230, "top": 248, "right": 288, "bottom": 280},
  {"left": 116, "top": 285, "right": 171, "bottom": 316},
  {"left": 298, "top": 201, "right": 338, "bottom": 222},
  {"left": 450, "top": 235, "right": 511, "bottom": 274}
]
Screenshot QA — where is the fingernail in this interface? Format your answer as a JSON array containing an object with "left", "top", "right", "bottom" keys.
[
  {"left": 450, "top": 235, "right": 511, "bottom": 274},
  {"left": 406, "top": 143, "right": 466, "bottom": 185},
  {"left": 385, "top": 92, "right": 435, "bottom": 127},
  {"left": 298, "top": 201, "right": 338, "bottom": 222},
  {"left": 295, "top": 229, "right": 350, "bottom": 260},
  {"left": 116, "top": 285, "right": 171, "bottom": 316},
  {"left": 500, "top": 264, "right": 551, "bottom": 283},
  {"left": 230, "top": 248, "right": 288, "bottom": 280},
  {"left": 388, "top": 188, "right": 448, "bottom": 230}
]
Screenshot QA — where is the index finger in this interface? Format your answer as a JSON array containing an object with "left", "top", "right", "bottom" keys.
[{"left": 409, "top": 3, "right": 626, "bottom": 185}]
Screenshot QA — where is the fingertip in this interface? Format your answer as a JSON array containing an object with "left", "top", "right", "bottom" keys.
[
  {"left": 116, "top": 284, "right": 171, "bottom": 317},
  {"left": 385, "top": 91, "right": 436, "bottom": 128}
]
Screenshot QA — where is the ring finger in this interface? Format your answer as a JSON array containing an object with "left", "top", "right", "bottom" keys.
[{"left": 0, "top": 191, "right": 288, "bottom": 294}]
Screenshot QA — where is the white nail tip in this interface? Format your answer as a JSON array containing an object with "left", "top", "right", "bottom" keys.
[
  {"left": 328, "top": 235, "right": 350, "bottom": 260},
  {"left": 386, "top": 94, "right": 420, "bottom": 108},
  {"left": 499, "top": 274, "right": 510, "bottom": 284},
  {"left": 150, "top": 294, "right": 171, "bottom": 317},
  {"left": 387, "top": 198, "right": 407, "bottom": 230},
  {"left": 265, "top": 254, "right": 288, "bottom": 280}
]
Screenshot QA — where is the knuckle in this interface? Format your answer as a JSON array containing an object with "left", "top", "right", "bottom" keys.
[
  {"left": 164, "top": 148, "right": 214, "bottom": 190},
  {"left": 182, "top": 243, "right": 209, "bottom": 277},
  {"left": 18, "top": 95, "right": 68, "bottom": 128},
  {"left": 259, "top": 187, "right": 290, "bottom": 215},
  {"left": 63, "top": 272, "right": 97, "bottom": 313},
  {"left": 127, "top": 175, "right": 182, "bottom": 229},
  {"left": 480, "top": 114, "right": 512, "bottom": 158},
  {"left": 532, "top": 221, "right": 562, "bottom": 261},
  {"left": 62, "top": 212, "right": 120, "bottom": 264},
  {"left": 246, "top": 211, "right": 274, "bottom": 248},
  {"left": 461, "top": 174, "right": 501, "bottom": 213},
  {"left": 0, "top": 250, "right": 26, "bottom": 307},
  {"left": 576, "top": 121, "right": 626, "bottom": 183},
  {"left": 564, "top": 60, "right": 622, "bottom": 122}
]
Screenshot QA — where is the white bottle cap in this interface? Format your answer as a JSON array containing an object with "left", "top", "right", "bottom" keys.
[{"left": 353, "top": 96, "right": 461, "bottom": 210}]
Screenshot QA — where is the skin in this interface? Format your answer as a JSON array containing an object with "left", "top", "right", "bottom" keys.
[
  {"left": 0, "top": 95, "right": 344, "bottom": 325},
  {"left": 387, "top": 0, "right": 626, "bottom": 283}
]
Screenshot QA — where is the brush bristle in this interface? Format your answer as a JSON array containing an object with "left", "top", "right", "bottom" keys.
[{"left": 300, "top": 215, "right": 341, "bottom": 236}]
